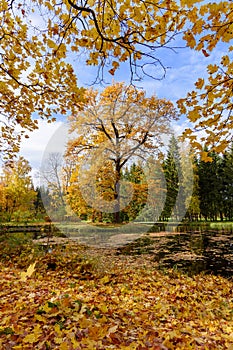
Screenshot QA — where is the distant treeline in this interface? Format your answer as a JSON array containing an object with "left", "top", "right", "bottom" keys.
[{"left": 1, "top": 138, "right": 233, "bottom": 223}]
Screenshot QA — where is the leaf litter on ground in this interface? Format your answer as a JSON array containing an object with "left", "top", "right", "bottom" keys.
[{"left": 0, "top": 243, "right": 232, "bottom": 349}]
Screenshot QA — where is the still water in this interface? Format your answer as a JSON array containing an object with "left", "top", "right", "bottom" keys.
[
  {"left": 121, "top": 231, "right": 233, "bottom": 278},
  {"left": 12, "top": 224, "right": 232, "bottom": 279}
]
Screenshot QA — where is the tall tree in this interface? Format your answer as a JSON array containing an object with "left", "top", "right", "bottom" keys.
[
  {"left": 182, "top": 153, "right": 200, "bottom": 221},
  {"left": 122, "top": 162, "right": 148, "bottom": 222},
  {"left": 41, "top": 153, "right": 64, "bottom": 203},
  {"left": 41, "top": 152, "right": 70, "bottom": 220},
  {"left": 197, "top": 148, "right": 223, "bottom": 221},
  {"left": 219, "top": 145, "right": 233, "bottom": 220},
  {"left": 66, "top": 82, "right": 177, "bottom": 223},
  {"left": 161, "top": 136, "right": 185, "bottom": 221}
]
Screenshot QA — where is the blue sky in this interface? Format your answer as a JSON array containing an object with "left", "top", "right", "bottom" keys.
[{"left": 18, "top": 35, "right": 226, "bottom": 183}]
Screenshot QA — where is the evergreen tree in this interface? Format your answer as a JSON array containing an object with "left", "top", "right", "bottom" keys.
[
  {"left": 161, "top": 136, "right": 185, "bottom": 221},
  {"left": 122, "top": 162, "right": 148, "bottom": 221},
  {"left": 220, "top": 145, "right": 233, "bottom": 220},
  {"left": 197, "top": 148, "right": 223, "bottom": 221},
  {"left": 188, "top": 156, "right": 200, "bottom": 221}
]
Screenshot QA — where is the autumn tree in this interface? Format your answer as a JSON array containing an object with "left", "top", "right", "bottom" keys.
[
  {"left": 0, "top": 157, "right": 36, "bottom": 221},
  {"left": 66, "top": 159, "right": 117, "bottom": 222},
  {"left": 178, "top": 1, "right": 233, "bottom": 155},
  {"left": 66, "top": 82, "right": 177, "bottom": 223},
  {"left": 0, "top": 0, "right": 84, "bottom": 159},
  {"left": 1, "top": 1, "right": 232, "bottom": 158}
]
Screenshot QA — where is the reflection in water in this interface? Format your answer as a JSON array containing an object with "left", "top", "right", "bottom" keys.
[
  {"left": 72, "top": 226, "right": 232, "bottom": 278},
  {"left": 153, "top": 232, "right": 233, "bottom": 278}
]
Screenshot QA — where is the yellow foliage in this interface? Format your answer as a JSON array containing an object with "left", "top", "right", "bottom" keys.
[
  {"left": 65, "top": 83, "right": 176, "bottom": 222},
  {"left": 178, "top": 0, "right": 233, "bottom": 154},
  {"left": 201, "top": 151, "right": 213, "bottom": 163},
  {"left": 20, "top": 262, "right": 37, "bottom": 282},
  {"left": 0, "top": 250, "right": 233, "bottom": 349},
  {"left": 195, "top": 78, "right": 204, "bottom": 90},
  {"left": 183, "top": 31, "right": 196, "bottom": 48},
  {"left": 0, "top": 0, "right": 232, "bottom": 157}
]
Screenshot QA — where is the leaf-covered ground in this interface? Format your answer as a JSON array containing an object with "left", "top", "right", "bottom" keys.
[{"left": 0, "top": 243, "right": 232, "bottom": 349}]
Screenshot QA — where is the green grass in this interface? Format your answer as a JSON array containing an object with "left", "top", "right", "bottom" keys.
[{"left": 210, "top": 222, "right": 233, "bottom": 231}]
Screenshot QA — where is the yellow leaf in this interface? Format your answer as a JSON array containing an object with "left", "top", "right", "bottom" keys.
[
  {"left": 54, "top": 323, "right": 62, "bottom": 337},
  {"left": 188, "top": 109, "right": 199, "bottom": 122},
  {"left": 23, "top": 333, "right": 37, "bottom": 343},
  {"left": 201, "top": 151, "right": 213, "bottom": 162},
  {"left": 23, "top": 325, "right": 42, "bottom": 343},
  {"left": 207, "top": 64, "right": 218, "bottom": 74},
  {"left": 183, "top": 31, "right": 196, "bottom": 48},
  {"left": 221, "top": 55, "right": 230, "bottom": 67},
  {"left": 56, "top": 43, "right": 67, "bottom": 59},
  {"left": 181, "top": 0, "right": 202, "bottom": 8},
  {"left": 20, "top": 262, "right": 36, "bottom": 282},
  {"left": 100, "top": 275, "right": 110, "bottom": 284},
  {"left": 191, "top": 141, "right": 202, "bottom": 150},
  {"left": 59, "top": 341, "right": 69, "bottom": 350},
  {"left": 195, "top": 78, "right": 204, "bottom": 89},
  {"left": 79, "top": 317, "right": 93, "bottom": 328},
  {"left": 47, "top": 39, "right": 57, "bottom": 49},
  {"left": 35, "top": 314, "right": 47, "bottom": 323},
  {"left": 98, "top": 303, "right": 108, "bottom": 313}
]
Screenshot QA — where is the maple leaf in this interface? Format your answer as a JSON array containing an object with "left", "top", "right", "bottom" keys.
[
  {"left": 195, "top": 78, "right": 205, "bottom": 89},
  {"left": 20, "top": 261, "right": 37, "bottom": 282}
]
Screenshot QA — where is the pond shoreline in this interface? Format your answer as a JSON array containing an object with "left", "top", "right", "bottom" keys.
[
  {"left": 1, "top": 222, "right": 232, "bottom": 279},
  {"left": 29, "top": 229, "right": 233, "bottom": 279}
]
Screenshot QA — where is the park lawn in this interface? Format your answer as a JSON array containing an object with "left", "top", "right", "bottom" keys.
[{"left": 0, "top": 243, "right": 232, "bottom": 350}]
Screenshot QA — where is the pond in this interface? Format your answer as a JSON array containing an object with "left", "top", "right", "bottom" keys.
[
  {"left": 5, "top": 225, "right": 233, "bottom": 279},
  {"left": 35, "top": 227, "right": 233, "bottom": 279},
  {"left": 117, "top": 231, "right": 233, "bottom": 279}
]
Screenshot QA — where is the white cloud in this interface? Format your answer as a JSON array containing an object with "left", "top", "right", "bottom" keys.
[{"left": 19, "top": 119, "right": 63, "bottom": 169}]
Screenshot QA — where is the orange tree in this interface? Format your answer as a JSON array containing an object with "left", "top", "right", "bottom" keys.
[{"left": 65, "top": 82, "right": 177, "bottom": 223}]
